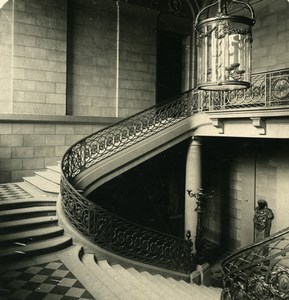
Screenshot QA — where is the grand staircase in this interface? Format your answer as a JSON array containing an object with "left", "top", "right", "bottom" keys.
[
  {"left": 58, "top": 245, "right": 222, "bottom": 300},
  {"left": 0, "top": 163, "right": 222, "bottom": 299}
]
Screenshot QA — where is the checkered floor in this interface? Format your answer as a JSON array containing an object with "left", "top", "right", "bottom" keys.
[
  {"left": 0, "top": 260, "right": 94, "bottom": 300},
  {"left": 0, "top": 184, "right": 32, "bottom": 201}
]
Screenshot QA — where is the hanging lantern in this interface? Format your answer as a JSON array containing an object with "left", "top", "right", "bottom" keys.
[{"left": 195, "top": 0, "right": 255, "bottom": 91}]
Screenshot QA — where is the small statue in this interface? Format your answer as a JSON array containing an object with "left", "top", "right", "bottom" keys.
[{"left": 253, "top": 199, "right": 274, "bottom": 242}]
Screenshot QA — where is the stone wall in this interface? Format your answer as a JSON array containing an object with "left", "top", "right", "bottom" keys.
[
  {"left": 202, "top": 139, "right": 243, "bottom": 249},
  {"left": 252, "top": 0, "right": 289, "bottom": 72},
  {"left": 66, "top": 0, "right": 117, "bottom": 117},
  {"left": 0, "top": 0, "right": 159, "bottom": 118},
  {"left": 13, "top": 0, "right": 67, "bottom": 115},
  {"left": 66, "top": 1, "right": 157, "bottom": 118},
  {"left": 118, "top": 4, "right": 157, "bottom": 117},
  {"left": 0, "top": 115, "right": 113, "bottom": 183},
  {"left": 0, "top": 0, "right": 13, "bottom": 113},
  {"left": 0, "top": 0, "right": 160, "bottom": 182},
  {"left": 203, "top": 137, "right": 289, "bottom": 250}
]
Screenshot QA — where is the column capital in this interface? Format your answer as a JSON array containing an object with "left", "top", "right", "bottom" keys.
[{"left": 189, "top": 136, "right": 202, "bottom": 146}]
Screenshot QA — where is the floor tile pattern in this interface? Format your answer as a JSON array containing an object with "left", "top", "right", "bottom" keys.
[
  {"left": 0, "top": 184, "right": 32, "bottom": 201},
  {"left": 0, "top": 260, "right": 94, "bottom": 300}
]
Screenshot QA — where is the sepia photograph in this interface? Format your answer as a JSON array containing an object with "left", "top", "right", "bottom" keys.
[{"left": 0, "top": 0, "right": 288, "bottom": 299}]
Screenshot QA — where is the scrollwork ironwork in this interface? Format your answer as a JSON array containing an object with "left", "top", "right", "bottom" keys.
[
  {"left": 272, "top": 78, "right": 289, "bottom": 100},
  {"left": 201, "top": 69, "right": 289, "bottom": 110},
  {"left": 60, "top": 67, "right": 289, "bottom": 277},
  {"left": 62, "top": 91, "right": 196, "bottom": 180},
  {"left": 61, "top": 177, "right": 195, "bottom": 273},
  {"left": 222, "top": 227, "right": 289, "bottom": 299},
  {"left": 270, "top": 265, "right": 289, "bottom": 298},
  {"left": 247, "top": 273, "right": 272, "bottom": 300}
]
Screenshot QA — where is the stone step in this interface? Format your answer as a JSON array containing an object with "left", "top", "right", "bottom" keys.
[
  {"left": 16, "top": 181, "right": 57, "bottom": 198},
  {"left": 111, "top": 264, "right": 160, "bottom": 300},
  {"left": 35, "top": 169, "right": 61, "bottom": 185},
  {"left": 0, "top": 206, "right": 56, "bottom": 221},
  {"left": 0, "top": 215, "right": 59, "bottom": 234},
  {"left": 64, "top": 246, "right": 222, "bottom": 300},
  {"left": 177, "top": 280, "right": 221, "bottom": 299},
  {"left": 167, "top": 278, "right": 213, "bottom": 299},
  {"left": 81, "top": 253, "right": 134, "bottom": 300},
  {"left": 148, "top": 273, "right": 192, "bottom": 300},
  {"left": 58, "top": 246, "right": 121, "bottom": 300},
  {"left": 0, "top": 235, "right": 72, "bottom": 261},
  {"left": 47, "top": 165, "right": 61, "bottom": 174},
  {"left": 97, "top": 260, "right": 147, "bottom": 300},
  {"left": 127, "top": 268, "right": 175, "bottom": 300},
  {"left": 0, "top": 226, "right": 64, "bottom": 245},
  {"left": 23, "top": 176, "right": 60, "bottom": 194},
  {"left": 126, "top": 267, "right": 172, "bottom": 300},
  {"left": 141, "top": 271, "right": 190, "bottom": 300},
  {"left": 0, "top": 198, "right": 56, "bottom": 210}
]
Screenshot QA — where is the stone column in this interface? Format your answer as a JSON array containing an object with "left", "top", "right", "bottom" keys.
[{"left": 185, "top": 137, "right": 202, "bottom": 252}]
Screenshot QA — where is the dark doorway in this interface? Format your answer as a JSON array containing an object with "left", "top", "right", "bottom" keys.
[{"left": 156, "top": 31, "right": 183, "bottom": 104}]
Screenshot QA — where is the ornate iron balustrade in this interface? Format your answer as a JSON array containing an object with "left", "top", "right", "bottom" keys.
[
  {"left": 221, "top": 227, "right": 289, "bottom": 299},
  {"left": 60, "top": 67, "right": 289, "bottom": 275},
  {"left": 198, "top": 68, "right": 289, "bottom": 111},
  {"left": 62, "top": 90, "right": 198, "bottom": 180},
  {"left": 61, "top": 178, "right": 195, "bottom": 273},
  {"left": 61, "top": 90, "right": 198, "bottom": 274}
]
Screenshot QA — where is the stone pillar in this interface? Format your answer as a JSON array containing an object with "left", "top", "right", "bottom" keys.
[{"left": 185, "top": 137, "right": 202, "bottom": 252}]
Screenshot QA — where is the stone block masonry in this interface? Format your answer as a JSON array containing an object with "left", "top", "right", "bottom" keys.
[
  {"left": 0, "top": 1, "right": 13, "bottom": 113},
  {"left": 118, "top": 4, "right": 157, "bottom": 118},
  {"left": 13, "top": 0, "right": 67, "bottom": 115},
  {"left": 0, "top": 0, "right": 161, "bottom": 118},
  {"left": 252, "top": 0, "right": 289, "bottom": 72},
  {"left": 0, "top": 115, "right": 115, "bottom": 183},
  {"left": 66, "top": 0, "right": 117, "bottom": 117}
]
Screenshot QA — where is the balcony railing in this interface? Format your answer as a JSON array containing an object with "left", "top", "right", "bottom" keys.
[
  {"left": 221, "top": 227, "right": 289, "bottom": 299},
  {"left": 60, "top": 67, "right": 289, "bottom": 275},
  {"left": 198, "top": 68, "right": 289, "bottom": 112}
]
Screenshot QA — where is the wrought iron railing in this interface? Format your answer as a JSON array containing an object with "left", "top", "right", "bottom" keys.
[
  {"left": 60, "top": 67, "right": 289, "bottom": 275},
  {"left": 61, "top": 90, "right": 198, "bottom": 274},
  {"left": 198, "top": 68, "right": 289, "bottom": 111},
  {"left": 61, "top": 178, "right": 195, "bottom": 273},
  {"left": 62, "top": 91, "right": 198, "bottom": 180},
  {"left": 221, "top": 227, "right": 289, "bottom": 299}
]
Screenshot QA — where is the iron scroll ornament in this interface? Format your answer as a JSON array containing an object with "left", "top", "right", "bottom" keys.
[
  {"left": 61, "top": 177, "right": 195, "bottom": 273},
  {"left": 60, "top": 68, "right": 289, "bottom": 277},
  {"left": 61, "top": 90, "right": 198, "bottom": 274},
  {"left": 221, "top": 227, "right": 289, "bottom": 300},
  {"left": 197, "top": 21, "right": 252, "bottom": 43},
  {"left": 272, "top": 78, "right": 289, "bottom": 100},
  {"left": 62, "top": 90, "right": 197, "bottom": 180}
]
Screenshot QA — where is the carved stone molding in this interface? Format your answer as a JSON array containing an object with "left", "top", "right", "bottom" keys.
[
  {"left": 211, "top": 118, "right": 224, "bottom": 134},
  {"left": 251, "top": 117, "right": 266, "bottom": 135}
]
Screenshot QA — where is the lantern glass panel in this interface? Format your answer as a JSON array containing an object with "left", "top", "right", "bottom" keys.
[{"left": 197, "top": 18, "right": 253, "bottom": 91}]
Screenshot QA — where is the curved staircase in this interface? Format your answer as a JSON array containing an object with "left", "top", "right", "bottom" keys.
[
  {"left": 0, "top": 162, "right": 222, "bottom": 299},
  {"left": 58, "top": 245, "right": 222, "bottom": 300},
  {"left": 0, "top": 94, "right": 221, "bottom": 300}
]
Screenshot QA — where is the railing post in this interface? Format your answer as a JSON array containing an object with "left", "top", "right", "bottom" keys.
[
  {"left": 187, "top": 188, "right": 212, "bottom": 264},
  {"left": 265, "top": 72, "right": 269, "bottom": 107}
]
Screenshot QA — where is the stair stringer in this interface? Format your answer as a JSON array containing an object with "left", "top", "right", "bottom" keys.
[{"left": 72, "top": 112, "right": 213, "bottom": 196}]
